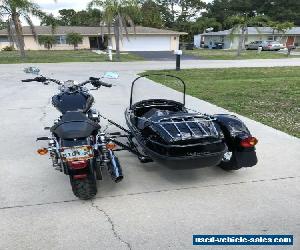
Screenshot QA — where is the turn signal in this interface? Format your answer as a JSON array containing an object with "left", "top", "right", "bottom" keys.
[
  {"left": 37, "top": 148, "right": 48, "bottom": 155},
  {"left": 106, "top": 142, "right": 117, "bottom": 150},
  {"left": 240, "top": 137, "right": 258, "bottom": 148}
]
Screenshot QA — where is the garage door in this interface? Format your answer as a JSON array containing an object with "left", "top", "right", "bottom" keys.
[{"left": 121, "top": 35, "right": 171, "bottom": 51}]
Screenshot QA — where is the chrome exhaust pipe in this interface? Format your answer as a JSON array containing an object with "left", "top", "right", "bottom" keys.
[{"left": 108, "top": 150, "right": 123, "bottom": 183}]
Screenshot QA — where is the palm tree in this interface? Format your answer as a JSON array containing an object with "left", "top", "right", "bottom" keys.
[
  {"left": 226, "top": 15, "right": 268, "bottom": 56},
  {"left": 89, "top": 0, "right": 140, "bottom": 61},
  {"left": 0, "top": 0, "right": 47, "bottom": 58}
]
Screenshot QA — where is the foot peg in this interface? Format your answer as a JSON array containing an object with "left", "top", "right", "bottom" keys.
[
  {"left": 138, "top": 156, "right": 153, "bottom": 163},
  {"left": 37, "top": 137, "right": 50, "bottom": 141}
]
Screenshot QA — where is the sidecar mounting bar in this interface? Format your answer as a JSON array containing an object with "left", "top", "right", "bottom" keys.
[
  {"left": 99, "top": 114, "right": 131, "bottom": 134},
  {"left": 110, "top": 138, "right": 146, "bottom": 158}
]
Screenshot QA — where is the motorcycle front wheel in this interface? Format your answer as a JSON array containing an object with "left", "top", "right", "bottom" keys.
[{"left": 69, "top": 171, "right": 97, "bottom": 200}]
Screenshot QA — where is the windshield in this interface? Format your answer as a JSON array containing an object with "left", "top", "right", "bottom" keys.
[{"left": 130, "top": 74, "right": 186, "bottom": 108}]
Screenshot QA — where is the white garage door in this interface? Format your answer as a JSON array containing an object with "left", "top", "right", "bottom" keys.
[{"left": 121, "top": 35, "right": 171, "bottom": 51}]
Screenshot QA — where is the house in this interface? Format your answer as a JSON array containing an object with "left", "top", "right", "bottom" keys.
[
  {"left": 0, "top": 26, "right": 187, "bottom": 51},
  {"left": 194, "top": 27, "right": 300, "bottom": 49}
]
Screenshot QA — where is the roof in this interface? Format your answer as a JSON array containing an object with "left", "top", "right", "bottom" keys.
[
  {"left": 199, "top": 27, "right": 300, "bottom": 36},
  {"left": 0, "top": 26, "right": 187, "bottom": 36}
]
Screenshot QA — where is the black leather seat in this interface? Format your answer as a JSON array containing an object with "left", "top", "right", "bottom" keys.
[{"left": 51, "top": 111, "right": 100, "bottom": 139}]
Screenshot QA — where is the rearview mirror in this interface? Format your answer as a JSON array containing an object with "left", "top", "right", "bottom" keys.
[
  {"left": 103, "top": 72, "right": 119, "bottom": 79},
  {"left": 24, "top": 67, "right": 40, "bottom": 75}
]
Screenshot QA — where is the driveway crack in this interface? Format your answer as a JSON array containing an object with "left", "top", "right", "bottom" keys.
[{"left": 91, "top": 200, "right": 132, "bottom": 250}]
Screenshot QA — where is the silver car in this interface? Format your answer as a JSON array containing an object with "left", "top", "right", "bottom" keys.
[{"left": 262, "top": 41, "right": 285, "bottom": 51}]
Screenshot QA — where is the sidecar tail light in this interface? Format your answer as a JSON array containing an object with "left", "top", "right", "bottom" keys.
[{"left": 240, "top": 137, "right": 258, "bottom": 148}]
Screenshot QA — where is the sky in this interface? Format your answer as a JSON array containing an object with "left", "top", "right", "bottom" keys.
[{"left": 30, "top": 0, "right": 212, "bottom": 25}]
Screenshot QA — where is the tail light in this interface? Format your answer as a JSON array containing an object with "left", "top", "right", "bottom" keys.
[
  {"left": 268, "top": 44, "right": 272, "bottom": 47},
  {"left": 240, "top": 137, "right": 258, "bottom": 148},
  {"left": 68, "top": 160, "right": 88, "bottom": 169}
]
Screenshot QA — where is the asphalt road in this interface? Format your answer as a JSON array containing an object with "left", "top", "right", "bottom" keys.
[{"left": 0, "top": 61, "right": 299, "bottom": 250}]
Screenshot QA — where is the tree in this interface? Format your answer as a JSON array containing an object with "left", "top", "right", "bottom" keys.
[
  {"left": 89, "top": 0, "right": 140, "bottom": 61},
  {"left": 140, "top": 0, "right": 162, "bottom": 28},
  {"left": 191, "top": 17, "right": 221, "bottom": 35},
  {"left": 71, "top": 9, "right": 103, "bottom": 26},
  {"left": 268, "top": 21, "right": 294, "bottom": 41},
  {"left": 176, "top": 0, "right": 206, "bottom": 23},
  {"left": 253, "top": 0, "right": 300, "bottom": 25},
  {"left": 0, "top": 0, "right": 50, "bottom": 58},
  {"left": 205, "top": 0, "right": 300, "bottom": 28},
  {"left": 66, "top": 32, "right": 83, "bottom": 50},
  {"left": 58, "top": 9, "right": 76, "bottom": 26},
  {"left": 38, "top": 35, "right": 56, "bottom": 50},
  {"left": 155, "top": 0, "right": 174, "bottom": 28},
  {"left": 0, "top": 18, "right": 6, "bottom": 29},
  {"left": 40, "top": 9, "right": 103, "bottom": 27},
  {"left": 226, "top": 15, "right": 268, "bottom": 56}
]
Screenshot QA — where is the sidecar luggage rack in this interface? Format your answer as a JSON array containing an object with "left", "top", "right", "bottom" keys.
[{"left": 154, "top": 115, "right": 218, "bottom": 140}]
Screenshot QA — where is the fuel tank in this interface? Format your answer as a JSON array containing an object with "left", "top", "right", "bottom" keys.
[{"left": 52, "top": 92, "right": 94, "bottom": 114}]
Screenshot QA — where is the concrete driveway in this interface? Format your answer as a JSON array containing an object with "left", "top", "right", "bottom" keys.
[{"left": 0, "top": 62, "right": 299, "bottom": 250}]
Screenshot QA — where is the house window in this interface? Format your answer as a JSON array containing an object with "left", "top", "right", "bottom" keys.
[
  {"left": 268, "top": 36, "right": 278, "bottom": 41},
  {"left": 0, "top": 36, "right": 9, "bottom": 43},
  {"left": 55, "top": 35, "right": 67, "bottom": 45}
]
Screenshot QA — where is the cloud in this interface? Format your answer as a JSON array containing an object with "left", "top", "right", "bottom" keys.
[
  {"left": 37, "top": 0, "right": 91, "bottom": 15},
  {"left": 28, "top": 0, "right": 92, "bottom": 25}
]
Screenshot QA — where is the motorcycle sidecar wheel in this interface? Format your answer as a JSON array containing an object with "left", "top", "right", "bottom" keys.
[
  {"left": 218, "top": 151, "right": 243, "bottom": 171},
  {"left": 70, "top": 172, "right": 97, "bottom": 200}
]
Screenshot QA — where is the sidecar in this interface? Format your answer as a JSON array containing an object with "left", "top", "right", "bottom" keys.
[{"left": 124, "top": 74, "right": 258, "bottom": 170}]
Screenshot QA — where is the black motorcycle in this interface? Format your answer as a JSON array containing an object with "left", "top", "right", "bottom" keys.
[{"left": 22, "top": 69, "right": 123, "bottom": 200}]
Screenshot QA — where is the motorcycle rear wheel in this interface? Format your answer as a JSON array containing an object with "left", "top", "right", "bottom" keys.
[{"left": 70, "top": 172, "right": 97, "bottom": 200}]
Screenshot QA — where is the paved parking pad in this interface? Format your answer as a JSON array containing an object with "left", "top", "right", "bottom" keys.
[{"left": 0, "top": 63, "right": 299, "bottom": 250}]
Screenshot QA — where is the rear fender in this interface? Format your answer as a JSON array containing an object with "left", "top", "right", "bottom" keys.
[{"left": 214, "top": 114, "right": 257, "bottom": 167}]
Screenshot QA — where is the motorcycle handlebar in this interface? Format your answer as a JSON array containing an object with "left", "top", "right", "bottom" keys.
[
  {"left": 22, "top": 77, "right": 112, "bottom": 88},
  {"left": 22, "top": 77, "right": 58, "bottom": 84},
  {"left": 100, "top": 81, "right": 112, "bottom": 88},
  {"left": 22, "top": 79, "right": 36, "bottom": 82},
  {"left": 88, "top": 77, "right": 112, "bottom": 88}
]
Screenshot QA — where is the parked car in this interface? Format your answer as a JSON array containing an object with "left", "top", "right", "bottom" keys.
[
  {"left": 262, "top": 41, "right": 285, "bottom": 51},
  {"left": 245, "top": 41, "right": 264, "bottom": 50}
]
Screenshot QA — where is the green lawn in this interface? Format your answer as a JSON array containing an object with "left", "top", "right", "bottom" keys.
[
  {"left": 0, "top": 50, "right": 143, "bottom": 63},
  {"left": 185, "top": 49, "right": 300, "bottom": 60},
  {"left": 144, "top": 67, "right": 300, "bottom": 138}
]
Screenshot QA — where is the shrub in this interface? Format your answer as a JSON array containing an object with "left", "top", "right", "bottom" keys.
[
  {"left": 1, "top": 45, "right": 15, "bottom": 51},
  {"left": 66, "top": 32, "right": 83, "bottom": 50},
  {"left": 38, "top": 35, "right": 56, "bottom": 50}
]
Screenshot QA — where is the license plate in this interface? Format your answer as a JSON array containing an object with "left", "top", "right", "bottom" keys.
[{"left": 61, "top": 146, "right": 93, "bottom": 162}]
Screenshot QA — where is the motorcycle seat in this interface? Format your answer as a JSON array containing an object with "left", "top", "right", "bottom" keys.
[{"left": 51, "top": 111, "right": 100, "bottom": 139}]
